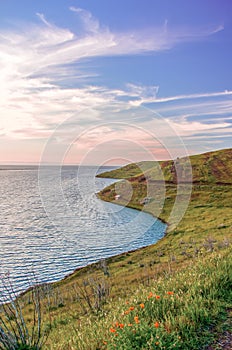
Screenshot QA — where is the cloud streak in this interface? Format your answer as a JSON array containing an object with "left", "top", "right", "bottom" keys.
[{"left": 151, "top": 90, "right": 232, "bottom": 104}]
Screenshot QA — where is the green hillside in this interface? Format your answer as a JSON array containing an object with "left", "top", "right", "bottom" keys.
[
  {"left": 98, "top": 148, "right": 232, "bottom": 184},
  {"left": 97, "top": 161, "right": 156, "bottom": 179}
]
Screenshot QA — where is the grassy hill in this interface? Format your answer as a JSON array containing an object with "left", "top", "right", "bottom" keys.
[
  {"left": 1, "top": 149, "right": 231, "bottom": 350},
  {"left": 97, "top": 148, "right": 232, "bottom": 184}
]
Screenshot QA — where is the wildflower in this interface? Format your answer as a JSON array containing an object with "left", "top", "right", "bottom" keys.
[
  {"left": 119, "top": 323, "right": 124, "bottom": 329},
  {"left": 155, "top": 342, "right": 159, "bottom": 345},
  {"left": 128, "top": 323, "right": 133, "bottom": 327},
  {"left": 155, "top": 295, "right": 161, "bottom": 299},
  {"left": 167, "top": 291, "right": 174, "bottom": 295},
  {"left": 140, "top": 303, "right": 145, "bottom": 309},
  {"left": 124, "top": 310, "right": 130, "bottom": 315},
  {"left": 134, "top": 316, "right": 140, "bottom": 324},
  {"left": 148, "top": 292, "right": 153, "bottom": 298},
  {"left": 115, "top": 321, "right": 119, "bottom": 328},
  {"left": 154, "top": 321, "right": 159, "bottom": 328},
  {"left": 129, "top": 306, "right": 135, "bottom": 311},
  {"left": 110, "top": 328, "right": 116, "bottom": 333}
]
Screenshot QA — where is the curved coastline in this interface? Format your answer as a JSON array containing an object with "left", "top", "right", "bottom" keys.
[
  {"left": 54, "top": 192, "right": 168, "bottom": 284},
  {"left": 62, "top": 196, "right": 168, "bottom": 282},
  {"left": 0, "top": 169, "right": 166, "bottom": 304},
  {"left": 6, "top": 181, "right": 168, "bottom": 302}
]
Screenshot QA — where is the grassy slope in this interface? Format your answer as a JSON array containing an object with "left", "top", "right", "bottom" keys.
[
  {"left": 98, "top": 148, "right": 232, "bottom": 184},
  {"left": 11, "top": 149, "right": 232, "bottom": 349}
]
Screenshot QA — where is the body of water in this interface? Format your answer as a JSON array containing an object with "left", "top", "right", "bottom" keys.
[{"left": 0, "top": 166, "right": 166, "bottom": 300}]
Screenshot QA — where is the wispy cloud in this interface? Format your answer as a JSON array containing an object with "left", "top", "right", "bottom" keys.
[
  {"left": 150, "top": 90, "right": 232, "bottom": 104},
  {"left": 36, "top": 12, "right": 53, "bottom": 28},
  {"left": 130, "top": 90, "right": 232, "bottom": 106},
  {"left": 69, "top": 7, "right": 101, "bottom": 34},
  {"left": 0, "top": 8, "right": 222, "bottom": 138},
  {"left": 0, "top": 7, "right": 228, "bottom": 162}
]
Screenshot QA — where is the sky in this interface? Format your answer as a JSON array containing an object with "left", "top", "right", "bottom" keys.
[{"left": 0, "top": 0, "right": 231, "bottom": 165}]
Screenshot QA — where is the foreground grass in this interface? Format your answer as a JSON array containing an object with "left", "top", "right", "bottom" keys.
[
  {"left": 3, "top": 244, "right": 230, "bottom": 349},
  {"left": 69, "top": 249, "right": 231, "bottom": 350}
]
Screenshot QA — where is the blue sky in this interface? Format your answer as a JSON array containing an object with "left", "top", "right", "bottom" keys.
[{"left": 0, "top": 0, "right": 231, "bottom": 164}]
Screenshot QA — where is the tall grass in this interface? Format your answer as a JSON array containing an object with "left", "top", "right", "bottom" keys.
[{"left": 0, "top": 276, "right": 49, "bottom": 350}]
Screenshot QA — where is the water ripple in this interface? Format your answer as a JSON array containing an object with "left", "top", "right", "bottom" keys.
[{"left": 0, "top": 166, "right": 166, "bottom": 300}]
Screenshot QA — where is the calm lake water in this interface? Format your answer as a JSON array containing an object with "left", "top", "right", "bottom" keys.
[{"left": 0, "top": 166, "right": 166, "bottom": 300}]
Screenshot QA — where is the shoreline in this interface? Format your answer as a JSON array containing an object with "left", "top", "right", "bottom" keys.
[
  {"left": 52, "top": 183, "right": 170, "bottom": 285},
  {"left": 47, "top": 193, "right": 169, "bottom": 283},
  {"left": 3, "top": 187, "right": 168, "bottom": 303}
]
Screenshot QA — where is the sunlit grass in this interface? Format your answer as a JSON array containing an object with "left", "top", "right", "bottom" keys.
[{"left": 44, "top": 249, "right": 231, "bottom": 349}]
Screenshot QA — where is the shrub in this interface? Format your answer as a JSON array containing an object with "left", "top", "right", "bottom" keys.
[{"left": 0, "top": 275, "right": 49, "bottom": 350}]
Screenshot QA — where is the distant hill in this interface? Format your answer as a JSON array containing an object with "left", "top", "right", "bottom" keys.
[{"left": 97, "top": 148, "right": 232, "bottom": 184}]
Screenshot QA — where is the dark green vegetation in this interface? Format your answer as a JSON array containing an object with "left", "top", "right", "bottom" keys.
[{"left": 1, "top": 148, "right": 231, "bottom": 349}]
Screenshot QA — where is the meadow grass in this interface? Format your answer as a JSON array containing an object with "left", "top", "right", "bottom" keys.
[{"left": 44, "top": 247, "right": 231, "bottom": 349}]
